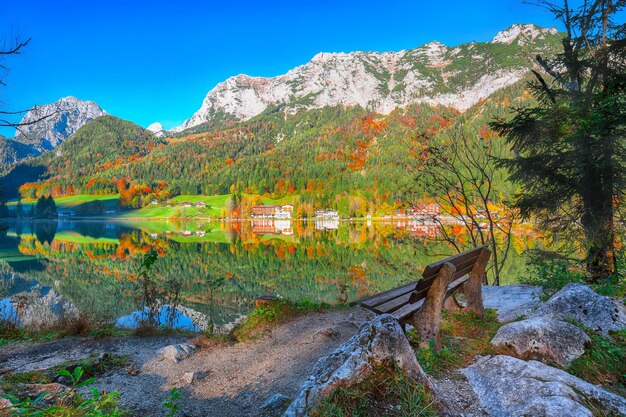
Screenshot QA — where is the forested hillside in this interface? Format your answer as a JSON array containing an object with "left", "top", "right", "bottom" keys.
[{"left": 1, "top": 79, "right": 530, "bottom": 214}]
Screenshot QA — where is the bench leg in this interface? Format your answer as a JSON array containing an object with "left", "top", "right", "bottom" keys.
[
  {"left": 408, "top": 262, "right": 456, "bottom": 352},
  {"left": 461, "top": 247, "right": 491, "bottom": 318}
]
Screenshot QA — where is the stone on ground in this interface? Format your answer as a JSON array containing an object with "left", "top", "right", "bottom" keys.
[
  {"left": 491, "top": 317, "right": 590, "bottom": 368},
  {"left": 462, "top": 355, "right": 626, "bottom": 417},
  {"left": 482, "top": 285, "right": 542, "bottom": 322},
  {"left": 282, "top": 314, "right": 431, "bottom": 417},
  {"left": 261, "top": 393, "right": 292, "bottom": 417},
  {"left": 531, "top": 283, "right": 626, "bottom": 333},
  {"left": 155, "top": 343, "right": 196, "bottom": 363}
]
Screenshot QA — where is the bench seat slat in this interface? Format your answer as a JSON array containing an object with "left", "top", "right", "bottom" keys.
[
  {"left": 359, "top": 281, "right": 416, "bottom": 309},
  {"left": 372, "top": 292, "right": 412, "bottom": 314},
  {"left": 392, "top": 299, "right": 425, "bottom": 321}
]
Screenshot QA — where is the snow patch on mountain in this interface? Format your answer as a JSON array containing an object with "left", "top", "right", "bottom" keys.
[{"left": 147, "top": 122, "right": 165, "bottom": 137}]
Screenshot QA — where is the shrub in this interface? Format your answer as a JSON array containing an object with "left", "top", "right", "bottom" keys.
[{"left": 310, "top": 362, "right": 438, "bottom": 417}]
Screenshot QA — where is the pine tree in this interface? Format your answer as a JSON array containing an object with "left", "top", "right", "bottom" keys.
[{"left": 493, "top": 0, "right": 626, "bottom": 279}]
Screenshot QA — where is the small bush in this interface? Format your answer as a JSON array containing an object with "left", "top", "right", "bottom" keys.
[
  {"left": 310, "top": 363, "right": 438, "bottom": 417},
  {"left": 520, "top": 250, "right": 585, "bottom": 300},
  {"left": 3, "top": 366, "right": 126, "bottom": 416},
  {"left": 233, "top": 298, "right": 324, "bottom": 341}
]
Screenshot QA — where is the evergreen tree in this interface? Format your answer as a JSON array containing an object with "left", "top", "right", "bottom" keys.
[
  {"left": 493, "top": 0, "right": 625, "bottom": 279},
  {"left": 0, "top": 190, "right": 7, "bottom": 219},
  {"left": 35, "top": 195, "right": 58, "bottom": 218},
  {"left": 16, "top": 200, "right": 23, "bottom": 218}
]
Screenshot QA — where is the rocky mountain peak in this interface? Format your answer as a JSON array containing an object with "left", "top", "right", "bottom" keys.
[
  {"left": 491, "top": 23, "right": 559, "bottom": 45},
  {"left": 171, "top": 24, "right": 561, "bottom": 133},
  {"left": 15, "top": 96, "right": 107, "bottom": 151}
]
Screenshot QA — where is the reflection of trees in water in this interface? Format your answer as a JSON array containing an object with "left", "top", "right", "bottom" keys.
[
  {"left": 7, "top": 221, "right": 541, "bottom": 328},
  {"left": 35, "top": 221, "right": 57, "bottom": 245}
]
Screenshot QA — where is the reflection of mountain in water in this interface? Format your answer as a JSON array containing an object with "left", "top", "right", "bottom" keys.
[
  {"left": 115, "top": 304, "right": 245, "bottom": 334},
  {"left": 0, "top": 263, "right": 79, "bottom": 330}
]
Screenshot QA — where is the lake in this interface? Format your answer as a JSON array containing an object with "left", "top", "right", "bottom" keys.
[{"left": 0, "top": 219, "right": 540, "bottom": 332}]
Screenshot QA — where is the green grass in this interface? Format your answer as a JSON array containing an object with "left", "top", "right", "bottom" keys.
[
  {"left": 169, "top": 194, "right": 231, "bottom": 206},
  {"left": 411, "top": 309, "right": 502, "bottom": 376},
  {"left": 568, "top": 329, "right": 626, "bottom": 397},
  {"left": 117, "top": 194, "right": 231, "bottom": 219},
  {"left": 310, "top": 362, "right": 438, "bottom": 417},
  {"left": 232, "top": 298, "right": 326, "bottom": 341},
  {"left": 8, "top": 194, "right": 120, "bottom": 210}
]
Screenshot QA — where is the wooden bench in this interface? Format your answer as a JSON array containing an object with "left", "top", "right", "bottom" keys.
[{"left": 357, "top": 245, "right": 491, "bottom": 351}]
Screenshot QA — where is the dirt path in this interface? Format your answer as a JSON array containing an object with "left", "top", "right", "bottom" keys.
[{"left": 1, "top": 307, "right": 373, "bottom": 416}]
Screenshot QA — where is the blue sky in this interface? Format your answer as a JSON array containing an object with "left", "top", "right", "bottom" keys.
[{"left": 0, "top": 0, "right": 563, "bottom": 136}]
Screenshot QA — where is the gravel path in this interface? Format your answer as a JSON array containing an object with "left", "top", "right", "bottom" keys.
[
  {"left": 1, "top": 308, "right": 373, "bottom": 416},
  {"left": 1, "top": 286, "right": 541, "bottom": 416}
]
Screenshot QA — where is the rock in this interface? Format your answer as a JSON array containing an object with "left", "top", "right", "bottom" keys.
[
  {"left": 181, "top": 372, "right": 195, "bottom": 385},
  {"left": 194, "top": 370, "right": 210, "bottom": 381},
  {"left": 531, "top": 283, "right": 626, "bottom": 333},
  {"left": 0, "top": 397, "right": 12, "bottom": 408},
  {"left": 155, "top": 343, "right": 196, "bottom": 363},
  {"left": 18, "top": 383, "right": 71, "bottom": 406},
  {"left": 283, "top": 314, "right": 431, "bottom": 417},
  {"left": 316, "top": 327, "right": 341, "bottom": 340},
  {"left": 482, "top": 285, "right": 542, "bottom": 322},
  {"left": 491, "top": 317, "right": 590, "bottom": 368},
  {"left": 463, "top": 355, "right": 626, "bottom": 417},
  {"left": 0, "top": 397, "right": 12, "bottom": 417},
  {"left": 20, "top": 382, "right": 69, "bottom": 398},
  {"left": 261, "top": 393, "right": 292, "bottom": 416}
]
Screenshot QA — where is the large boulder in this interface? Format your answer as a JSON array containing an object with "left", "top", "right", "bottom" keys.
[
  {"left": 282, "top": 314, "right": 431, "bottom": 417},
  {"left": 463, "top": 355, "right": 626, "bottom": 417},
  {"left": 482, "top": 285, "right": 542, "bottom": 322},
  {"left": 491, "top": 317, "right": 590, "bottom": 368},
  {"left": 155, "top": 343, "right": 196, "bottom": 363},
  {"left": 531, "top": 283, "right": 626, "bottom": 333}
]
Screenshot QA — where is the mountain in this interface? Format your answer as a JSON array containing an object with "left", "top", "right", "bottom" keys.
[
  {"left": 0, "top": 135, "right": 38, "bottom": 171},
  {"left": 173, "top": 24, "right": 559, "bottom": 133},
  {"left": 13, "top": 96, "right": 107, "bottom": 153},
  {"left": 1, "top": 116, "right": 163, "bottom": 198}
]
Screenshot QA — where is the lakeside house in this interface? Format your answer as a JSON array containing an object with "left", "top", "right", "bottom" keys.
[
  {"left": 395, "top": 203, "right": 441, "bottom": 219},
  {"left": 315, "top": 209, "right": 339, "bottom": 219},
  {"left": 250, "top": 205, "right": 292, "bottom": 219}
]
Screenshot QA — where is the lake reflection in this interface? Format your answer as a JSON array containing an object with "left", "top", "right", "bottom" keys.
[{"left": 0, "top": 219, "right": 537, "bottom": 332}]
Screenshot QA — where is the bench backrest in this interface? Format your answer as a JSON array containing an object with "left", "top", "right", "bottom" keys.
[{"left": 408, "top": 245, "right": 488, "bottom": 303}]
